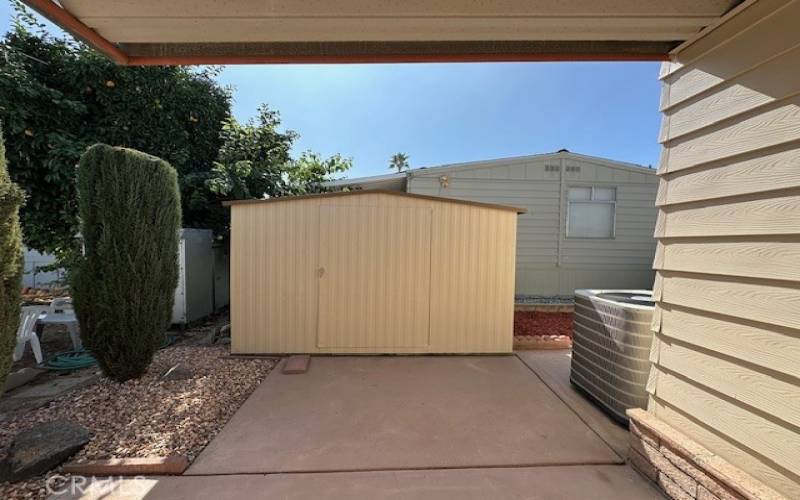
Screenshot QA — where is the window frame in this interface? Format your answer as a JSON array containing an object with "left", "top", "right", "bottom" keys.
[{"left": 565, "top": 185, "right": 617, "bottom": 239}]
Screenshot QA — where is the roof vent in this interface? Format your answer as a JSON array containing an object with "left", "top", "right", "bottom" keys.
[{"left": 557, "top": 148, "right": 570, "bottom": 153}]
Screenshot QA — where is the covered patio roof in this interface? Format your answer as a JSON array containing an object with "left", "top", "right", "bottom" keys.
[{"left": 23, "top": 0, "right": 742, "bottom": 65}]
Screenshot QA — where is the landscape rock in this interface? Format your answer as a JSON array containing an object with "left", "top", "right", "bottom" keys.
[
  {"left": 195, "top": 330, "right": 216, "bottom": 346},
  {"left": 2, "top": 368, "right": 44, "bottom": 393},
  {"left": 202, "top": 324, "right": 230, "bottom": 345},
  {"left": 6, "top": 371, "right": 97, "bottom": 400},
  {"left": 159, "top": 363, "right": 194, "bottom": 382},
  {"left": 218, "top": 324, "right": 231, "bottom": 338},
  {"left": 0, "top": 420, "right": 89, "bottom": 482}
]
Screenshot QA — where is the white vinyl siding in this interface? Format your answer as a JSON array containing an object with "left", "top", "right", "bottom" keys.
[
  {"left": 405, "top": 153, "right": 658, "bottom": 295},
  {"left": 567, "top": 186, "right": 616, "bottom": 238},
  {"left": 651, "top": 1, "right": 800, "bottom": 496}
]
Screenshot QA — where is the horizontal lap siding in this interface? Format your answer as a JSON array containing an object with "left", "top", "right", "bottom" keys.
[
  {"left": 408, "top": 157, "right": 658, "bottom": 295},
  {"left": 409, "top": 171, "right": 562, "bottom": 293},
  {"left": 658, "top": 0, "right": 800, "bottom": 108},
  {"left": 652, "top": 2, "right": 800, "bottom": 496},
  {"left": 656, "top": 238, "right": 800, "bottom": 282},
  {"left": 656, "top": 144, "right": 800, "bottom": 205}
]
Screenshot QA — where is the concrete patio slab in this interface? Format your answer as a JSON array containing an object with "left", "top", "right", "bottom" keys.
[
  {"left": 188, "top": 356, "right": 621, "bottom": 475},
  {"left": 516, "top": 350, "right": 630, "bottom": 459},
  {"left": 54, "top": 465, "right": 662, "bottom": 499}
]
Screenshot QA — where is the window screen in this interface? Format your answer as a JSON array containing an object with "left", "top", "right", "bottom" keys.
[{"left": 567, "top": 186, "right": 616, "bottom": 238}]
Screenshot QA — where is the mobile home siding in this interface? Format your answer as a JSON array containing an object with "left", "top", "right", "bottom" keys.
[
  {"left": 229, "top": 192, "right": 518, "bottom": 354},
  {"left": 407, "top": 155, "right": 658, "bottom": 296},
  {"left": 650, "top": 1, "right": 800, "bottom": 496}
]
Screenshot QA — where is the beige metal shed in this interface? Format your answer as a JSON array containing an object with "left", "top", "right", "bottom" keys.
[{"left": 224, "top": 190, "right": 524, "bottom": 354}]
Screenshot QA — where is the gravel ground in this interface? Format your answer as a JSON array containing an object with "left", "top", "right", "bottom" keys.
[
  {"left": 0, "top": 344, "right": 276, "bottom": 499},
  {"left": 514, "top": 311, "right": 573, "bottom": 338}
]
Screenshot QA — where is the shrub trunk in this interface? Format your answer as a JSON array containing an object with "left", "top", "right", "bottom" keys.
[{"left": 73, "top": 144, "right": 181, "bottom": 382}]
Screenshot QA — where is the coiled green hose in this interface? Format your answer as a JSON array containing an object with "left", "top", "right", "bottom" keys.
[
  {"left": 41, "top": 349, "right": 97, "bottom": 371},
  {"left": 42, "top": 334, "right": 179, "bottom": 371}
]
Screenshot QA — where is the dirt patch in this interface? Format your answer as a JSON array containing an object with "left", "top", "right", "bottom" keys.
[{"left": 0, "top": 344, "right": 276, "bottom": 499}]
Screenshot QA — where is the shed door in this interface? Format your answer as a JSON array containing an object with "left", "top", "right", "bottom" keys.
[{"left": 317, "top": 205, "right": 432, "bottom": 349}]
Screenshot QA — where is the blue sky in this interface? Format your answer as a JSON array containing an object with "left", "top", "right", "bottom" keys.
[{"left": 2, "top": 4, "right": 663, "bottom": 178}]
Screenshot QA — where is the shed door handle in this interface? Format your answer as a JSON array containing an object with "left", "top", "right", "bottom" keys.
[{"left": 318, "top": 266, "right": 325, "bottom": 278}]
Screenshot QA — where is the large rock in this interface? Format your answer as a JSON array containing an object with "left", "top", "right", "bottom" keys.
[{"left": 0, "top": 420, "right": 90, "bottom": 482}]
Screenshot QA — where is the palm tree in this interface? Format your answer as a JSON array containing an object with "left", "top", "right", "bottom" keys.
[{"left": 389, "top": 153, "right": 410, "bottom": 173}]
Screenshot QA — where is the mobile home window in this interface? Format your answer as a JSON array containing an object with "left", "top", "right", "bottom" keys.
[{"left": 567, "top": 186, "right": 616, "bottom": 238}]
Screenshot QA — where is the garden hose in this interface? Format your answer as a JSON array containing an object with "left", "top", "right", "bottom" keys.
[
  {"left": 41, "top": 334, "right": 179, "bottom": 371},
  {"left": 41, "top": 349, "right": 97, "bottom": 371}
]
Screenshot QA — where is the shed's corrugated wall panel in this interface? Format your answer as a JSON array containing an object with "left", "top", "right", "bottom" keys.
[
  {"left": 317, "top": 205, "right": 432, "bottom": 349},
  {"left": 651, "top": 1, "right": 800, "bottom": 496},
  {"left": 230, "top": 192, "right": 516, "bottom": 354},
  {"left": 407, "top": 157, "right": 658, "bottom": 295}
]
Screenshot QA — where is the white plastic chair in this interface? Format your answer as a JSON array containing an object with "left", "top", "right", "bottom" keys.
[
  {"left": 45, "top": 297, "right": 81, "bottom": 349},
  {"left": 49, "top": 297, "right": 73, "bottom": 314},
  {"left": 13, "top": 309, "right": 43, "bottom": 364}
]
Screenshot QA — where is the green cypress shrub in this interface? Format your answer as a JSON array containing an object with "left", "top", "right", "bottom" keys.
[
  {"left": 0, "top": 125, "right": 25, "bottom": 395},
  {"left": 73, "top": 144, "right": 181, "bottom": 382}
]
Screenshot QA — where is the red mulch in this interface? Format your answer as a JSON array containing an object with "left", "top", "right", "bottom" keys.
[{"left": 514, "top": 311, "right": 573, "bottom": 338}]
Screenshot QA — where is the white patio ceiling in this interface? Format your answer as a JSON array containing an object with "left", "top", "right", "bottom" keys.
[{"left": 26, "top": 0, "right": 742, "bottom": 64}]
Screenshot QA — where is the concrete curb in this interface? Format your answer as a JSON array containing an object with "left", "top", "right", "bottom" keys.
[{"left": 61, "top": 455, "right": 190, "bottom": 476}]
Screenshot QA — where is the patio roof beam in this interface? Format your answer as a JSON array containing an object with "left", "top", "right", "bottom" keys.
[{"left": 120, "top": 41, "right": 673, "bottom": 65}]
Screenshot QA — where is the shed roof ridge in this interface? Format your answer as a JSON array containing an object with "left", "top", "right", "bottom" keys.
[{"left": 222, "top": 189, "right": 527, "bottom": 213}]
